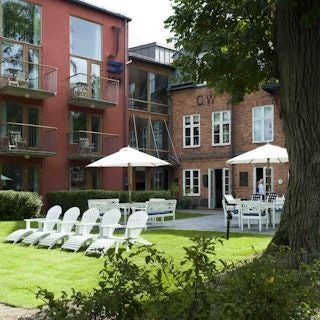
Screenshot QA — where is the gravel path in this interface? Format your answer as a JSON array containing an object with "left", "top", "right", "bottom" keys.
[{"left": 0, "top": 304, "right": 39, "bottom": 320}]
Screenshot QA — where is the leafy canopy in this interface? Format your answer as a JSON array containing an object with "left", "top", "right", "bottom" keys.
[{"left": 165, "top": 0, "right": 276, "bottom": 102}]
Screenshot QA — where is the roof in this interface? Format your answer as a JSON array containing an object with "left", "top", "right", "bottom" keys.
[
  {"left": 68, "top": 0, "right": 131, "bottom": 21},
  {"left": 262, "top": 82, "right": 280, "bottom": 94},
  {"left": 128, "top": 52, "right": 175, "bottom": 69},
  {"left": 129, "top": 42, "right": 176, "bottom": 52},
  {"left": 169, "top": 82, "right": 208, "bottom": 91}
]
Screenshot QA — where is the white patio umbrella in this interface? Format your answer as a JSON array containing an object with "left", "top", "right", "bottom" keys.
[
  {"left": 86, "top": 146, "right": 171, "bottom": 202},
  {"left": 227, "top": 143, "right": 288, "bottom": 194},
  {"left": 1, "top": 174, "right": 12, "bottom": 181}
]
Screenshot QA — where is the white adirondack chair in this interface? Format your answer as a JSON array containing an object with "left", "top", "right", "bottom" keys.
[
  {"left": 60, "top": 208, "right": 103, "bottom": 252},
  {"left": 37, "top": 207, "right": 91, "bottom": 249},
  {"left": 5, "top": 205, "right": 62, "bottom": 243},
  {"left": 85, "top": 210, "right": 150, "bottom": 256},
  {"left": 22, "top": 207, "right": 80, "bottom": 245}
]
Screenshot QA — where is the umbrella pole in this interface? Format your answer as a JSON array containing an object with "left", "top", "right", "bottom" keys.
[
  {"left": 267, "top": 158, "right": 270, "bottom": 198},
  {"left": 128, "top": 164, "right": 132, "bottom": 203}
]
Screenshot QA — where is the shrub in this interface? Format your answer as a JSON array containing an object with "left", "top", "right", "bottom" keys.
[
  {"left": 47, "top": 190, "right": 123, "bottom": 213},
  {"left": 36, "top": 240, "right": 320, "bottom": 320},
  {"left": 0, "top": 190, "right": 42, "bottom": 220},
  {"left": 213, "top": 250, "right": 320, "bottom": 320},
  {"left": 47, "top": 190, "right": 173, "bottom": 213},
  {"left": 178, "top": 196, "right": 192, "bottom": 209},
  {"left": 36, "top": 237, "right": 227, "bottom": 320}
]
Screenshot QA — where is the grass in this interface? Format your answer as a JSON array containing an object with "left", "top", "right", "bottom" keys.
[{"left": 0, "top": 219, "right": 272, "bottom": 309}]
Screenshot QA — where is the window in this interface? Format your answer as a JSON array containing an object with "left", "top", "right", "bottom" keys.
[
  {"left": 149, "top": 72, "right": 168, "bottom": 105},
  {"left": 141, "top": 127, "right": 147, "bottom": 150},
  {"left": 70, "top": 166, "right": 86, "bottom": 189},
  {"left": 212, "top": 111, "right": 231, "bottom": 145},
  {"left": 153, "top": 121, "right": 163, "bottom": 150},
  {"left": 153, "top": 171, "right": 164, "bottom": 190},
  {"left": 1, "top": 102, "right": 40, "bottom": 148},
  {"left": 1, "top": 0, "right": 41, "bottom": 45},
  {"left": 129, "top": 130, "right": 136, "bottom": 147},
  {"left": 1, "top": 40, "right": 40, "bottom": 89},
  {"left": 252, "top": 105, "right": 273, "bottom": 142},
  {"left": 70, "top": 16, "right": 101, "bottom": 61},
  {"left": 69, "top": 111, "right": 101, "bottom": 151},
  {"left": 183, "top": 114, "right": 200, "bottom": 147},
  {"left": 1, "top": 163, "right": 39, "bottom": 192},
  {"left": 183, "top": 169, "right": 200, "bottom": 196}
]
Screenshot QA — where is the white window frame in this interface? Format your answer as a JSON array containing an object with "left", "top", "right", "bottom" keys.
[
  {"left": 223, "top": 168, "right": 230, "bottom": 195},
  {"left": 252, "top": 105, "right": 274, "bottom": 143},
  {"left": 183, "top": 169, "right": 200, "bottom": 196},
  {"left": 183, "top": 114, "right": 200, "bottom": 148},
  {"left": 212, "top": 110, "right": 231, "bottom": 145}
]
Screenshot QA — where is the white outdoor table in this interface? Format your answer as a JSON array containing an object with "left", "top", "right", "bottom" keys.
[{"left": 119, "top": 202, "right": 147, "bottom": 222}]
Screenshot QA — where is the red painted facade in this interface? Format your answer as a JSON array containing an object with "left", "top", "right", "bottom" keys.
[{"left": 0, "top": 0, "right": 129, "bottom": 201}]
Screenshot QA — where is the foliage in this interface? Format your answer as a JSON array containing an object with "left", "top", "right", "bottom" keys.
[
  {"left": 165, "top": 0, "right": 277, "bottom": 103},
  {"left": 214, "top": 249, "right": 320, "bottom": 320},
  {"left": 36, "top": 237, "right": 228, "bottom": 320},
  {"left": 47, "top": 190, "right": 172, "bottom": 213},
  {"left": 178, "top": 196, "right": 192, "bottom": 209},
  {"left": 35, "top": 239, "right": 320, "bottom": 320},
  {"left": 168, "top": 182, "right": 180, "bottom": 198},
  {"left": 0, "top": 190, "right": 42, "bottom": 220}
]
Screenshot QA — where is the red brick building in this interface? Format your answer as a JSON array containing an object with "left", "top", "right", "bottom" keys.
[
  {"left": 0, "top": 0, "right": 129, "bottom": 200},
  {"left": 170, "top": 83, "right": 289, "bottom": 208}
]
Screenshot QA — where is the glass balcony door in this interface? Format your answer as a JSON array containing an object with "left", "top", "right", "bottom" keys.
[{"left": 70, "top": 57, "right": 101, "bottom": 100}]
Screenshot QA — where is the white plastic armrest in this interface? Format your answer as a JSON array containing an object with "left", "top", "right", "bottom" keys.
[
  {"left": 24, "top": 218, "right": 43, "bottom": 229},
  {"left": 57, "top": 221, "right": 75, "bottom": 225},
  {"left": 24, "top": 218, "right": 44, "bottom": 222},
  {"left": 75, "top": 222, "right": 99, "bottom": 226},
  {"left": 127, "top": 225, "right": 147, "bottom": 230},
  {"left": 100, "top": 223, "right": 122, "bottom": 229}
]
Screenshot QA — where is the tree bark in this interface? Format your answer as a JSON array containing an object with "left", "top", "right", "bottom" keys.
[{"left": 269, "top": 0, "right": 320, "bottom": 262}]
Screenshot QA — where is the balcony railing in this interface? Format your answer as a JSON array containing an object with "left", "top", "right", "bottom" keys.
[
  {"left": 0, "top": 122, "right": 57, "bottom": 157},
  {"left": 129, "top": 98, "right": 169, "bottom": 114},
  {"left": 0, "top": 58, "right": 57, "bottom": 99},
  {"left": 68, "top": 73, "right": 119, "bottom": 109},
  {"left": 68, "top": 130, "right": 119, "bottom": 160}
]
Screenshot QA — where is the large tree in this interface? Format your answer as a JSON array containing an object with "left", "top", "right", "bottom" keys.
[{"left": 166, "top": 0, "right": 320, "bottom": 262}]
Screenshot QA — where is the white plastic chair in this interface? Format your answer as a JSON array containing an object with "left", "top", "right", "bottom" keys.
[
  {"left": 271, "top": 199, "right": 284, "bottom": 228},
  {"left": 240, "top": 200, "right": 268, "bottom": 231},
  {"left": 38, "top": 207, "right": 97, "bottom": 249},
  {"left": 5, "top": 205, "right": 62, "bottom": 243},
  {"left": 85, "top": 210, "right": 150, "bottom": 256},
  {"left": 61, "top": 208, "right": 119, "bottom": 252},
  {"left": 22, "top": 207, "right": 80, "bottom": 245}
]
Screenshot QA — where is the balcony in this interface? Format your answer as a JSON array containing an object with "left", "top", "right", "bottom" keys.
[
  {"left": 68, "top": 74, "right": 119, "bottom": 109},
  {"left": 0, "top": 122, "right": 57, "bottom": 157},
  {"left": 129, "top": 99, "right": 169, "bottom": 115},
  {"left": 68, "top": 131, "right": 119, "bottom": 160},
  {"left": 0, "top": 59, "right": 57, "bottom": 100}
]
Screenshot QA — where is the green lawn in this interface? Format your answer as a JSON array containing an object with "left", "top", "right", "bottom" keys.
[{"left": 0, "top": 220, "right": 271, "bottom": 309}]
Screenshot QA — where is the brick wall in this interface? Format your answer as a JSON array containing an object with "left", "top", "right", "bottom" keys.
[{"left": 170, "top": 85, "right": 288, "bottom": 206}]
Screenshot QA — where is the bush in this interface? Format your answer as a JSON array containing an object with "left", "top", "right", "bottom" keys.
[
  {"left": 36, "top": 237, "right": 226, "bottom": 320},
  {"left": 178, "top": 196, "right": 192, "bottom": 209},
  {"left": 36, "top": 240, "right": 320, "bottom": 320},
  {"left": 214, "top": 251, "right": 320, "bottom": 320},
  {"left": 0, "top": 190, "right": 42, "bottom": 220},
  {"left": 47, "top": 190, "right": 173, "bottom": 213}
]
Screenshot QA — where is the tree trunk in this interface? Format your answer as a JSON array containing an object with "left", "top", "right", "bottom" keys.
[{"left": 269, "top": 0, "right": 320, "bottom": 262}]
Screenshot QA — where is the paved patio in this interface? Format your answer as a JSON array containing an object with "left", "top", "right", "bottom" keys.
[{"left": 157, "top": 209, "right": 275, "bottom": 235}]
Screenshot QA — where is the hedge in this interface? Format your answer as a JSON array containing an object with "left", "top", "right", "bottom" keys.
[
  {"left": 47, "top": 189, "right": 173, "bottom": 213},
  {"left": 0, "top": 190, "right": 42, "bottom": 220}
]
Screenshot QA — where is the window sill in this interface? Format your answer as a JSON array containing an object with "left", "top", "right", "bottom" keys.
[{"left": 183, "top": 145, "right": 201, "bottom": 149}]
